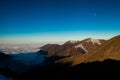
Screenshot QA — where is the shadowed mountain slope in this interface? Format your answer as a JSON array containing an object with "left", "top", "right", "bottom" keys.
[{"left": 18, "top": 59, "right": 120, "bottom": 80}]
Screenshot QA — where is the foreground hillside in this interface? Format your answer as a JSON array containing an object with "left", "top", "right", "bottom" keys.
[
  {"left": 1, "top": 59, "right": 120, "bottom": 80},
  {"left": 17, "top": 59, "right": 120, "bottom": 80}
]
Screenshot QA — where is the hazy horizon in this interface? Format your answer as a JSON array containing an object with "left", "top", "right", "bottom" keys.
[
  {"left": 0, "top": 32, "right": 119, "bottom": 44},
  {"left": 1, "top": 0, "right": 120, "bottom": 44}
]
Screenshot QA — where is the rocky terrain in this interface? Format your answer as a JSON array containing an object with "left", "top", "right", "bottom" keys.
[{"left": 40, "top": 38, "right": 106, "bottom": 57}]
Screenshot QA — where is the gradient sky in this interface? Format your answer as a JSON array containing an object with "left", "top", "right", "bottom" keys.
[{"left": 0, "top": 0, "right": 120, "bottom": 44}]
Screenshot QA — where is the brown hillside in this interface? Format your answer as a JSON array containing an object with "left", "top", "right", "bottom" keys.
[
  {"left": 85, "top": 35, "right": 120, "bottom": 62},
  {"left": 57, "top": 35, "right": 120, "bottom": 66},
  {"left": 40, "top": 38, "right": 106, "bottom": 57}
]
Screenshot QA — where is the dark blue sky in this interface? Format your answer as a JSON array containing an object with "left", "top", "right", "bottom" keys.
[{"left": 0, "top": 0, "right": 120, "bottom": 44}]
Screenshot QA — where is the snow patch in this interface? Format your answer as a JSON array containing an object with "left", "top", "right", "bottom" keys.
[
  {"left": 90, "top": 38, "right": 101, "bottom": 45},
  {"left": 75, "top": 44, "right": 87, "bottom": 52},
  {"left": 86, "top": 38, "right": 101, "bottom": 45}
]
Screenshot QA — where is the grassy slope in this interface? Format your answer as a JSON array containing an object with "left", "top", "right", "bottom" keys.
[{"left": 57, "top": 35, "right": 120, "bottom": 66}]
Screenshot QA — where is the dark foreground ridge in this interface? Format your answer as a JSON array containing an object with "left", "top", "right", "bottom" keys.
[
  {"left": 16, "top": 59, "right": 120, "bottom": 80},
  {"left": 0, "top": 55, "right": 120, "bottom": 80}
]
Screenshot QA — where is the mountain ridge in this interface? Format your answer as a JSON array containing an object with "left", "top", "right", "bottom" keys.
[
  {"left": 56, "top": 35, "right": 120, "bottom": 66},
  {"left": 40, "top": 38, "right": 106, "bottom": 57}
]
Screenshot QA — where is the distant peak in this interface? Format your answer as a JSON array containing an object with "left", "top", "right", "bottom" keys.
[
  {"left": 90, "top": 38, "right": 101, "bottom": 45},
  {"left": 82, "top": 38, "right": 101, "bottom": 45},
  {"left": 65, "top": 40, "right": 80, "bottom": 44},
  {"left": 69, "top": 40, "right": 78, "bottom": 43},
  {"left": 82, "top": 38, "right": 92, "bottom": 41}
]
